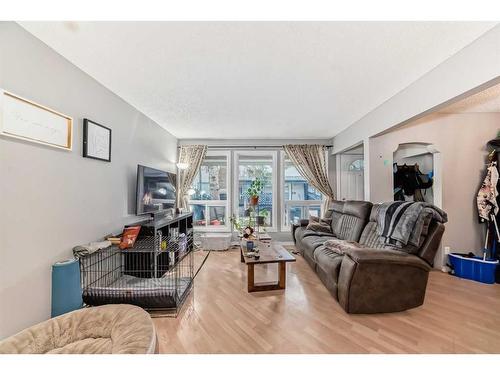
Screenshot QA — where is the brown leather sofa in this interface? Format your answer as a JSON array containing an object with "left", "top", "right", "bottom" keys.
[{"left": 293, "top": 200, "right": 445, "bottom": 314}]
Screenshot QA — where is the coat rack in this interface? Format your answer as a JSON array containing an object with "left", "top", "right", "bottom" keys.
[{"left": 479, "top": 136, "right": 500, "bottom": 260}]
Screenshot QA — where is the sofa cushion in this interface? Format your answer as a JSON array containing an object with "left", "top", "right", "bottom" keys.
[
  {"left": 359, "top": 221, "right": 386, "bottom": 249},
  {"left": 329, "top": 201, "right": 345, "bottom": 234},
  {"left": 333, "top": 201, "right": 372, "bottom": 241},
  {"left": 359, "top": 204, "right": 386, "bottom": 249},
  {"left": 314, "top": 247, "right": 345, "bottom": 298},
  {"left": 302, "top": 236, "right": 329, "bottom": 268},
  {"left": 300, "top": 229, "right": 337, "bottom": 239},
  {"left": 302, "top": 235, "right": 329, "bottom": 253}
]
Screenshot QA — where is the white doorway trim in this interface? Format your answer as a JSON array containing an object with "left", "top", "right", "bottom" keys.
[{"left": 363, "top": 137, "right": 370, "bottom": 201}]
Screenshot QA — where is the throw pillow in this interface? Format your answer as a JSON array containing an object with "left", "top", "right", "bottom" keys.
[
  {"left": 306, "top": 221, "right": 332, "bottom": 234},
  {"left": 323, "top": 208, "right": 335, "bottom": 219},
  {"left": 309, "top": 215, "right": 320, "bottom": 223},
  {"left": 320, "top": 217, "right": 332, "bottom": 226}
]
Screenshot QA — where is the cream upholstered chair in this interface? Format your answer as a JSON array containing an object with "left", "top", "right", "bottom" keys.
[{"left": 0, "top": 304, "right": 157, "bottom": 354}]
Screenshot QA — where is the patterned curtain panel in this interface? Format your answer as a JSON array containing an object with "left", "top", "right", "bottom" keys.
[
  {"left": 177, "top": 145, "right": 207, "bottom": 209},
  {"left": 283, "top": 144, "right": 335, "bottom": 213}
]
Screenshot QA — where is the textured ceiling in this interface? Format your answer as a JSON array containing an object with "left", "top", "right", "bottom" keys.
[
  {"left": 20, "top": 22, "right": 497, "bottom": 139},
  {"left": 440, "top": 83, "right": 500, "bottom": 113}
]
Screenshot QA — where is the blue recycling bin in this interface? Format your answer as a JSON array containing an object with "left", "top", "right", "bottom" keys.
[
  {"left": 448, "top": 253, "right": 499, "bottom": 284},
  {"left": 51, "top": 258, "right": 83, "bottom": 317}
]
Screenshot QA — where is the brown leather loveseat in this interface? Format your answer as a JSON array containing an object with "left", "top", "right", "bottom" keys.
[{"left": 293, "top": 200, "right": 445, "bottom": 314}]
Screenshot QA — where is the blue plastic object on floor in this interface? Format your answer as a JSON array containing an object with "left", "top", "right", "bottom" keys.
[
  {"left": 448, "top": 253, "right": 499, "bottom": 284},
  {"left": 51, "top": 258, "right": 82, "bottom": 317}
]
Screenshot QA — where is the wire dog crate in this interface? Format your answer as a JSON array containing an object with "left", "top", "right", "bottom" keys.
[{"left": 79, "top": 213, "right": 194, "bottom": 316}]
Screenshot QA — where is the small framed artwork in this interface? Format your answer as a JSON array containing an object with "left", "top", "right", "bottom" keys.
[
  {"left": 83, "top": 118, "right": 111, "bottom": 162},
  {"left": 0, "top": 90, "right": 73, "bottom": 150}
]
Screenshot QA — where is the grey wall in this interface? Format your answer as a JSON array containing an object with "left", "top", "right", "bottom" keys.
[
  {"left": 369, "top": 112, "right": 500, "bottom": 269},
  {"left": 0, "top": 22, "right": 178, "bottom": 338}
]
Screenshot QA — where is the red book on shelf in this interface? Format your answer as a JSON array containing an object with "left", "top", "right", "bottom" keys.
[{"left": 119, "top": 226, "right": 141, "bottom": 249}]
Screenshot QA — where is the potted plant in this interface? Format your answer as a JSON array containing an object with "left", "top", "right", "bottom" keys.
[
  {"left": 256, "top": 215, "right": 265, "bottom": 226},
  {"left": 247, "top": 177, "right": 264, "bottom": 206},
  {"left": 229, "top": 214, "right": 244, "bottom": 242},
  {"left": 256, "top": 208, "right": 269, "bottom": 226},
  {"left": 230, "top": 214, "right": 243, "bottom": 232}
]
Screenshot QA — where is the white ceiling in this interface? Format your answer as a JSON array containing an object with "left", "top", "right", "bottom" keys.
[
  {"left": 440, "top": 82, "right": 500, "bottom": 113},
  {"left": 20, "top": 22, "right": 497, "bottom": 139}
]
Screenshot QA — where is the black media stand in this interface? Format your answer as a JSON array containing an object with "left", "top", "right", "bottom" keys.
[{"left": 123, "top": 212, "right": 194, "bottom": 278}]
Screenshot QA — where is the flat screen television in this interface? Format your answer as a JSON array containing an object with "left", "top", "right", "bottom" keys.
[{"left": 136, "top": 165, "right": 176, "bottom": 215}]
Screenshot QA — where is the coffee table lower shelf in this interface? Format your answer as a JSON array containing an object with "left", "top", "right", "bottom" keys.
[
  {"left": 247, "top": 262, "right": 288, "bottom": 292},
  {"left": 240, "top": 244, "right": 296, "bottom": 293}
]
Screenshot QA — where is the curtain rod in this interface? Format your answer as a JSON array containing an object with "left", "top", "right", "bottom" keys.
[{"left": 177, "top": 145, "right": 333, "bottom": 149}]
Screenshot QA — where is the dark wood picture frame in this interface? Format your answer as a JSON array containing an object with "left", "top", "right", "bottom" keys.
[{"left": 83, "top": 118, "right": 112, "bottom": 162}]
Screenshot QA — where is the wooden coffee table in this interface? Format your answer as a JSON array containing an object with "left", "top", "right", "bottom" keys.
[{"left": 240, "top": 242, "right": 296, "bottom": 292}]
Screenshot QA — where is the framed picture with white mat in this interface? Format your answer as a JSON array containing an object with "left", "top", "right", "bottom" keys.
[{"left": 83, "top": 118, "right": 112, "bottom": 162}]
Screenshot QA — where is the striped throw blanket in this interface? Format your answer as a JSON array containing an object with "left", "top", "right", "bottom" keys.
[{"left": 377, "top": 202, "right": 447, "bottom": 248}]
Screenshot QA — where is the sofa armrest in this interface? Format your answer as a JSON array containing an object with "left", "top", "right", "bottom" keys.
[
  {"left": 341, "top": 248, "right": 431, "bottom": 271},
  {"left": 299, "top": 219, "right": 310, "bottom": 227},
  {"left": 337, "top": 248, "right": 432, "bottom": 313}
]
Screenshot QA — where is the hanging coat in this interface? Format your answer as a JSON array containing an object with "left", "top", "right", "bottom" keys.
[
  {"left": 393, "top": 164, "right": 433, "bottom": 201},
  {"left": 477, "top": 162, "right": 499, "bottom": 221}
]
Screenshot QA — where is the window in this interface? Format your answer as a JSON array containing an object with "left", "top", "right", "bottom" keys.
[
  {"left": 281, "top": 152, "right": 323, "bottom": 230},
  {"left": 349, "top": 159, "right": 364, "bottom": 171},
  {"left": 188, "top": 151, "right": 230, "bottom": 231},
  {"left": 188, "top": 149, "right": 325, "bottom": 233},
  {"left": 234, "top": 151, "right": 278, "bottom": 232}
]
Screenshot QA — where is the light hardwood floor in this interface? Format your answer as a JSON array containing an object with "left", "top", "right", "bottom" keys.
[{"left": 154, "top": 248, "right": 500, "bottom": 353}]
